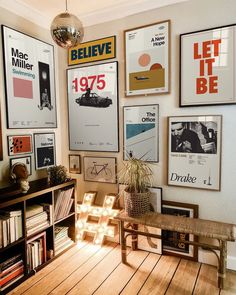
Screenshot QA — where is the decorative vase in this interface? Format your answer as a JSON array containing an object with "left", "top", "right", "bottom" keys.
[{"left": 124, "top": 189, "right": 150, "bottom": 217}]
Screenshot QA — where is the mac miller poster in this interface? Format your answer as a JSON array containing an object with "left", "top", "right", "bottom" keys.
[
  {"left": 1, "top": 25, "right": 57, "bottom": 128},
  {"left": 67, "top": 61, "right": 119, "bottom": 152},
  {"left": 125, "top": 20, "right": 170, "bottom": 96},
  {"left": 168, "top": 115, "right": 222, "bottom": 190},
  {"left": 123, "top": 104, "right": 159, "bottom": 162}
]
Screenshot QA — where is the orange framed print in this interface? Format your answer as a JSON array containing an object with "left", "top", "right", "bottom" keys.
[
  {"left": 180, "top": 24, "right": 236, "bottom": 106},
  {"left": 7, "top": 134, "right": 33, "bottom": 156},
  {"left": 124, "top": 20, "right": 170, "bottom": 96}
]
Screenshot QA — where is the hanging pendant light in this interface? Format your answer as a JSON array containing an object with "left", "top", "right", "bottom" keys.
[{"left": 50, "top": 0, "right": 84, "bottom": 49}]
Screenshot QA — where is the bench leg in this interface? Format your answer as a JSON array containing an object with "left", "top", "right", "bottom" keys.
[
  {"left": 218, "top": 241, "right": 227, "bottom": 289},
  {"left": 120, "top": 221, "right": 127, "bottom": 263},
  {"left": 131, "top": 224, "right": 138, "bottom": 250}
]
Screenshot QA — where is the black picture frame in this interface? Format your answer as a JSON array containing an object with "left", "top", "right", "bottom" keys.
[
  {"left": 180, "top": 23, "right": 236, "bottom": 107},
  {"left": 162, "top": 201, "right": 199, "bottom": 261},
  {"left": 10, "top": 155, "right": 32, "bottom": 176}
]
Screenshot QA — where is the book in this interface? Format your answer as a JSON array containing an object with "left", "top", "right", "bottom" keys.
[
  {"left": 0, "top": 265, "right": 24, "bottom": 287},
  {"left": 0, "top": 254, "right": 22, "bottom": 272},
  {"left": 0, "top": 260, "right": 23, "bottom": 278},
  {"left": 0, "top": 274, "right": 24, "bottom": 291},
  {"left": 26, "top": 205, "right": 44, "bottom": 219}
]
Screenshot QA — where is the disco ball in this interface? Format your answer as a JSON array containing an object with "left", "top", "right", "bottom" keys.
[{"left": 50, "top": 12, "right": 84, "bottom": 49}]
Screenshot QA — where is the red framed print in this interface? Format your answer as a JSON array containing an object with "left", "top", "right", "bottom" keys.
[
  {"left": 7, "top": 134, "right": 33, "bottom": 156},
  {"left": 180, "top": 24, "right": 236, "bottom": 106}
]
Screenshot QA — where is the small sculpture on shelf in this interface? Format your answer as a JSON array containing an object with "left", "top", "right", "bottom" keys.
[
  {"left": 10, "top": 162, "right": 30, "bottom": 193},
  {"left": 47, "top": 165, "right": 70, "bottom": 185}
]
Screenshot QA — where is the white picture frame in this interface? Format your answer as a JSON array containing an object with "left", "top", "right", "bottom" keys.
[
  {"left": 123, "top": 104, "right": 159, "bottom": 162},
  {"left": 1, "top": 25, "right": 57, "bottom": 128},
  {"left": 168, "top": 115, "right": 222, "bottom": 190},
  {"left": 67, "top": 61, "right": 119, "bottom": 152},
  {"left": 34, "top": 133, "right": 56, "bottom": 170}
]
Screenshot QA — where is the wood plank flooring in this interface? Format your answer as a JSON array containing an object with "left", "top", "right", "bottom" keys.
[{"left": 7, "top": 240, "right": 236, "bottom": 295}]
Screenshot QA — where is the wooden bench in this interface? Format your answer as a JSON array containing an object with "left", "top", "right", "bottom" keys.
[{"left": 114, "top": 211, "right": 236, "bottom": 289}]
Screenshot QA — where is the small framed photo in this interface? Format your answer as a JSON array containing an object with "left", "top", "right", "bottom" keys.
[
  {"left": 168, "top": 115, "right": 222, "bottom": 190},
  {"left": 123, "top": 104, "right": 159, "bottom": 162},
  {"left": 7, "top": 134, "right": 33, "bottom": 156},
  {"left": 180, "top": 24, "right": 236, "bottom": 106},
  {"left": 162, "top": 201, "right": 199, "bottom": 261},
  {"left": 10, "top": 155, "right": 32, "bottom": 176},
  {"left": 124, "top": 20, "right": 170, "bottom": 96},
  {"left": 34, "top": 133, "right": 56, "bottom": 170},
  {"left": 84, "top": 156, "right": 116, "bottom": 183},
  {"left": 69, "top": 154, "right": 81, "bottom": 174}
]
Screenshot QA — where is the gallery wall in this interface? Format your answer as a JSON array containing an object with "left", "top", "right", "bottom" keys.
[{"left": 0, "top": 0, "right": 235, "bottom": 268}]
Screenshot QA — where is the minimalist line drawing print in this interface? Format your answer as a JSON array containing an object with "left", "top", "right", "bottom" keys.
[
  {"left": 86, "top": 161, "right": 112, "bottom": 180},
  {"left": 84, "top": 156, "right": 116, "bottom": 183}
]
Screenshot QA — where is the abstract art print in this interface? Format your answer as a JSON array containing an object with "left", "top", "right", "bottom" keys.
[
  {"left": 125, "top": 20, "right": 170, "bottom": 96},
  {"left": 7, "top": 134, "right": 33, "bottom": 156},
  {"left": 1, "top": 25, "right": 57, "bottom": 128}
]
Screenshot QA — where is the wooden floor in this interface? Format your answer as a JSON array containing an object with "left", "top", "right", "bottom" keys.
[{"left": 7, "top": 240, "right": 236, "bottom": 295}]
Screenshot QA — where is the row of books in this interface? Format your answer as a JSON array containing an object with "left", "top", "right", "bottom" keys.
[
  {"left": 26, "top": 204, "right": 52, "bottom": 236},
  {"left": 54, "top": 226, "right": 73, "bottom": 256},
  {"left": 27, "top": 232, "right": 47, "bottom": 272},
  {"left": 0, "top": 210, "right": 23, "bottom": 248},
  {"left": 54, "top": 188, "right": 74, "bottom": 221},
  {"left": 0, "top": 254, "right": 24, "bottom": 292}
]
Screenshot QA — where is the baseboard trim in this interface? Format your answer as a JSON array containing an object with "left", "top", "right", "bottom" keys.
[{"left": 198, "top": 249, "right": 236, "bottom": 271}]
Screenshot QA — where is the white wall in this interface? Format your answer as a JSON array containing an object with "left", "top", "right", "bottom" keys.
[
  {"left": 0, "top": 0, "right": 235, "bottom": 269},
  {"left": 69, "top": 0, "right": 236, "bottom": 269}
]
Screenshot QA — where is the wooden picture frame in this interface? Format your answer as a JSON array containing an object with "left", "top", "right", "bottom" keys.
[
  {"left": 180, "top": 24, "right": 236, "bottom": 106},
  {"left": 123, "top": 104, "right": 159, "bottom": 162},
  {"left": 69, "top": 154, "right": 81, "bottom": 174},
  {"left": 7, "top": 134, "right": 33, "bottom": 156},
  {"left": 1, "top": 25, "right": 57, "bottom": 128},
  {"left": 124, "top": 20, "right": 170, "bottom": 96},
  {"left": 84, "top": 156, "right": 117, "bottom": 183},
  {"left": 67, "top": 61, "right": 119, "bottom": 152},
  {"left": 10, "top": 155, "right": 32, "bottom": 176},
  {"left": 168, "top": 115, "right": 222, "bottom": 190},
  {"left": 162, "top": 201, "right": 199, "bottom": 261},
  {"left": 34, "top": 133, "right": 56, "bottom": 170},
  {"left": 0, "top": 111, "right": 3, "bottom": 160}
]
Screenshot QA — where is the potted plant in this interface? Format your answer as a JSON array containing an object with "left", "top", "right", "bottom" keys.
[
  {"left": 118, "top": 155, "right": 153, "bottom": 217},
  {"left": 47, "top": 165, "right": 69, "bottom": 185}
]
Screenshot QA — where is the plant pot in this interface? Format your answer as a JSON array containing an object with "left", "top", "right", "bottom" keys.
[{"left": 124, "top": 189, "right": 150, "bottom": 217}]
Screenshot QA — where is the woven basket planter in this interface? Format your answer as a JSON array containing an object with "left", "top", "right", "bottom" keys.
[{"left": 124, "top": 189, "right": 150, "bottom": 217}]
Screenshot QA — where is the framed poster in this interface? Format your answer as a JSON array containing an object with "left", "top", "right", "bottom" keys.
[
  {"left": 69, "top": 154, "right": 81, "bottom": 174},
  {"left": 162, "top": 201, "right": 198, "bottom": 261},
  {"left": 84, "top": 156, "right": 116, "bottom": 183},
  {"left": 34, "top": 133, "right": 55, "bottom": 170},
  {"left": 168, "top": 115, "right": 222, "bottom": 190},
  {"left": 7, "top": 134, "right": 33, "bottom": 156},
  {"left": 1, "top": 25, "right": 57, "bottom": 128},
  {"left": 67, "top": 61, "right": 119, "bottom": 152},
  {"left": 10, "top": 155, "right": 32, "bottom": 175},
  {"left": 124, "top": 20, "right": 170, "bottom": 96},
  {"left": 68, "top": 36, "right": 116, "bottom": 66},
  {"left": 180, "top": 24, "right": 236, "bottom": 106},
  {"left": 123, "top": 104, "right": 159, "bottom": 162}
]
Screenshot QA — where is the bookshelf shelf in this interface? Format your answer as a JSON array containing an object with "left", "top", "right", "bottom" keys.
[{"left": 0, "top": 178, "right": 77, "bottom": 294}]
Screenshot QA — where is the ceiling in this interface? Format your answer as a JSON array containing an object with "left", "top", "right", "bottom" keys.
[{"left": 0, "top": 0, "right": 187, "bottom": 29}]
